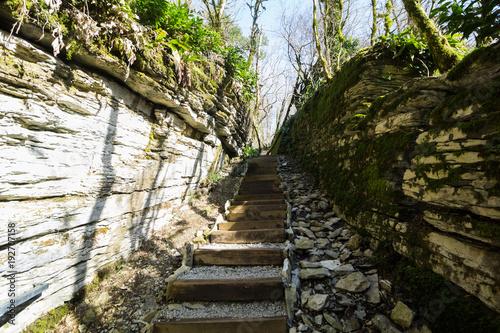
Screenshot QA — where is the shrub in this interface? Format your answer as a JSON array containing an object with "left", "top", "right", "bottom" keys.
[{"left": 242, "top": 145, "right": 259, "bottom": 160}]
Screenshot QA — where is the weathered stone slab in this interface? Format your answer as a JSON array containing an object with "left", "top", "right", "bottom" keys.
[{"left": 0, "top": 27, "right": 250, "bottom": 333}]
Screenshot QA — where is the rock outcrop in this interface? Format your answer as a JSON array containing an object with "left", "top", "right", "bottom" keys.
[
  {"left": 0, "top": 22, "right": 251, "bottom": 332},
  {"left": 280, "top": 43, "right": 500, "bottom": 312}
]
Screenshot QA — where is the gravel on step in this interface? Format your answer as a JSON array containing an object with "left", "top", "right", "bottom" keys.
[
  {"left": 159, "top": 300, "right": 286, "bottom": 320},
  {"left": 177, "top": 265, "right": 282, "bottom": 280},
  {"left": 200, "top": 243, "right": 285, "bottom": 249}
]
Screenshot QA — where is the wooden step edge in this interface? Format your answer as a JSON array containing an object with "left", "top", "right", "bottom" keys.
[
  {"left": 153, "top": 316, "right": 287, "bottom": 333},
  {"left": 234, "top": 193, "right": 285, "bottom": 201},
  {"left": 239, "top": 178, "right": 281, "bottom": 183},
  {"left": 227, "top": 211, "right": 286, "bottom": 217},
  {"left": 247, "top": 165, "right": 278, "bottom": 171},
  {"left": 218, "top": 221, "right": 283, "bottom": 231},
  {"left": 169, "top": 277, "right": 284, "bottom": 302},
  {"left": 228, "top": 205, "right": 287, "bottom": 213},
  {"left": 229, "top": 201, "right": 285, "bottom": 207},
  {"left": 225, "top": 218, "right": 286, "bottom": 224},
  {"left": 245, "top": 168, "right": 278, "bottom": 177},
  {"left": 244, "top": 174, "right": 279, "bottom": 178},
  {"left": 238, "top": 185, "right": 281, "bottom": 190},
  {"left": 248, "top": 161, "right": 278, "bottom": 165},
  {"left": 193, "top": 248, "right": 283, "bottom": 266},
  {"left": 238, "top": 184, "right": 282, "bottom": 190},
  {"left": 229, "top": 200, "right": 286, "bottom": 206},
  {"left": 243, "top": 175, "right": 281, "bottom": 180},
  {"left": 248, "top": 160, "right": 278, "bottom": 168},
  {"left": 237, "top": 190, "right": 283, "bottom": 195},
  {"left": 223, "top": 219, "right": 285, "bottom": 224},
  {"left": 227, "top": 210, "right": 286, "bottom": 214},
  {"left": 210, "top": 229, "right": 285, "bottom": 244}
]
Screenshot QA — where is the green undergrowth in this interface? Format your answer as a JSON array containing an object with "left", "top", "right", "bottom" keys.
[
  {"left": 302, "top": 46, "right": 414, "bottom": 131},
  {"left": 293, "top": 129, "right": 416, "bottom": 217},
  {"left": 22, "top": 303, "right": 75, "bottom": 333},
  {"left": 374, "top": 241, "right": 500, "bottom": 333},
  {"left": 447, "top": 42, "right": 500, "bottom": 81},
  {"left": 22, "top": 259, "right": 125, "bottom": 332},
  {"left": 4, "top": 0, "right": 257, "bottom": 99},
  {"left": 242, "top": 145, "right": 259, "bottom": 160}
]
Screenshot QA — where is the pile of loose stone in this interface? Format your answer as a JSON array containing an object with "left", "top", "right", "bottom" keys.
[{"left": 278, "top": 156, "right": 431, "bottom": 333}]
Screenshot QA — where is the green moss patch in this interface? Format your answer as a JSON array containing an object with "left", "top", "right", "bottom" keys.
[
  {"left": 447, "top": 43, "right": 500, "bottom": 81},
  {"left": 293, "top": 130, "right": 416, "bottom": 218},
  {"left": 22, "top": 303, "right": 75, "bottom": 333}
]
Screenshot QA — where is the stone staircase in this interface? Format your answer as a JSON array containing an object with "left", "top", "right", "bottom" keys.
[{"left": 153, "top": 155, "right": 288, "bottom": 332}]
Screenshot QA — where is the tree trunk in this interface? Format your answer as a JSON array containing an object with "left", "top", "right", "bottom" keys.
[
  {"left": 401, "top": 0, "right": 460, "bottom": 72},
  {"left": 254, "top": 27, "right": 264, "bottom": 116},
  {"left": 313, "top": 0, "right": 333, "bottom": 82},
  {"left": 384, "top": 0, "right": 393, "bottom": 36},
  {"left": 201, "top": 0, "right": 227, "bottom": 31},
  {"left": 371, "top": 0, "right": 377, "bottom": 45},
  {"left": 334, "top": 0, "right": 345, "bottom": 73},
  {"left": 247, "top": 0, "right": 267, "bottom": 66},
  {"left": 252, "top": 121, "right": 262, "bottom": 152}
]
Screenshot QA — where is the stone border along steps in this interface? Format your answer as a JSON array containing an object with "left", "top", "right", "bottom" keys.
[{"left": 152, "top": 155, "right": 289, "bottom": 333}]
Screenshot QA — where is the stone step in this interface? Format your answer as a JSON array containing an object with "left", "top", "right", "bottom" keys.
[
  {"left": 210, "top": 229, "right": 285, "bottom": 243},
  {"left": 193, "top": 248, "right": 283, "bottom": 266},
  {"left": 239, "top": 180, "right": 281, "bottom": 187},
  {"left": 251, "top": 158, "right": 278, "bottom": 163},
  {"left": 226, "top": 211, "right": 286, "bottom": 222},
  {"left": 218, "top": 220, "right": 283, "bottom": 231},
  {"left": 228, "top": 204, "right": 286, "bottom": 213},
  {"left": 246, "top": 169, "right": 278, "bottom": 176},
  {"left": 244, "top": 174, "right": 281, "bottom": 182},
  {"left": 153, "top": 316, "right": 287, "bottom": 333},
  {"left": 239, "top": 179, "right": 281, "bottom": 187},
  {"left": 248, "top": 159, "right": 278, "bottom": 166},
  {"left": 248, "top": 162, "right": 278, "bottom": 169},
  {"left": 238, "top": 187, "right": 282, "bottom": 195},
  {"left": 161, "top": 155, "right": 286, "bottom": 332},
  {"left": 233, "top": 193, "right": 285, "bottom": 201},
  {"left": 169, "top": 277, "right": 284, "bottom": 302},
  {"left": 230, "top": 199, "right": 285, "bottom": 207}
]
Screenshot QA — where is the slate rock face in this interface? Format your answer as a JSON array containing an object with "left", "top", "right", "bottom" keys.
[
  {"left": 306, "top": 294, "right": 329, "bottom": 311},
  {"left": 335, "top": 272, "right": 370, "bottom": 293},
  {"left": 280, "top": 42, "right": 500, "bottom": 312},
  {"left": 299, "top": 268, "right": 331, "bottom": 280},
  {"left": 0, "top": 27, "right": 251, "bottom": 332}
]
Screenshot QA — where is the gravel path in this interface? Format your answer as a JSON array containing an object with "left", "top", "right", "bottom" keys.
[
  {"left": 159, "top": 300, "right": 286, "bottom": 320},
  {"left": 177, "top": 265, "right": 282, "bottom": 280}
]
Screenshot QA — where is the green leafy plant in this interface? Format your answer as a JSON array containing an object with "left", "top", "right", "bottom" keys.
[
  {"left": 444, "top": 33, "right": 470, "bottom": 55},
  {"left": 6, "top": 0, "right": 256, "bottom": 98},
  {"left": 431, "top": 0, "right": 500, "bottom": 47},
  {"left": 242, "top": 145, "right": 259, "bottom": 160},
  {"left": 223, "top": 46, "right": 258, "bottom": 99},
  {"left": 376, "top": 28, "right": 436, "bottom": 76},
  {"left": 381, "top": 72, "right": 393, "bottom": 80},
  {"left": 204, "top": 173, "right": 223, "bottom": 186}
]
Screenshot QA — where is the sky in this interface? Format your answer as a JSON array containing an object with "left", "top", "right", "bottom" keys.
[
  {"left": 226, "top": 0, "right": 376, "bottom": 46},
  {"left": 189, "top": 0, "right": 384, "bottom": 142}
]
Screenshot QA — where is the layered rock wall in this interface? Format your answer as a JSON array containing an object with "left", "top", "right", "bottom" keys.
[
  {"left": 0, "top": 26, "right": 250, "bottom": 332},
  {"left": 280, "top": 44, "right": 500, "bottom": 312}
]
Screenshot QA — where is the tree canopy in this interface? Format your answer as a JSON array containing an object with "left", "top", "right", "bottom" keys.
[{"left": 5, "top": 0, "right": 499, "bottom": 143}]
